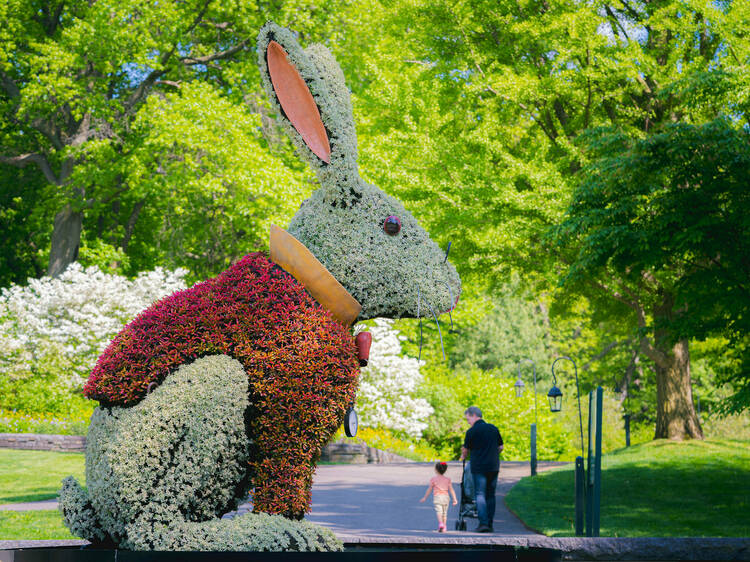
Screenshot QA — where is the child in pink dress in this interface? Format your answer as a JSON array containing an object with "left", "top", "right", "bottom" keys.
[{"left": 420, "top": 461, "right": 458, "bottom": 532}]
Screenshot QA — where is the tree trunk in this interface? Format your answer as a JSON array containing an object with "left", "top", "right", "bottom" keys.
[
  {"left": 48, "top": 203, "right": 82, "bottom": 277},
  {"left": 651, "top": 292, "right": 703, "bottom": 440},
  {"left": 654, "top": 339, "right": 703, "bottom": 439}
]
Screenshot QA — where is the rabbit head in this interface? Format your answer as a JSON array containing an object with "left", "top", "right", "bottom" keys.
[{"left": 257, "top": 22, "right": 460, "bottom": 321}]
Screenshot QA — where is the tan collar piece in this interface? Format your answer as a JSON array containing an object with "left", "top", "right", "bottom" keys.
[{"left": 269, "top": 225, "right": 362, "bottom": 327}]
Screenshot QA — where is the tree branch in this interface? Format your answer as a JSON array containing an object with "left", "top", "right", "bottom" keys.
[
  {"left": 0, "top": 69, "right": 20, "bottom": 98},
  {"left": 553, "top": 98, "right": 571, "bottom": 137},
  {"left": 121, "top": 198, "right": 146, "bottom": 252},
  {"left": 620, "top": 0, "right": 653, "bottom": 40},
  {"left": 583, "top": 339, "right": 631, "bottom": 371},
  {"left": 122, "top": 0, "right": 213, "bottom": 114},
  {"left": 33, "top": 1, "right": 65, "bottom": 36},
  {"left": 638, "top": 334, "right": 669, "bottom": 368},
  {"left": 541, "top": 107, "right": 560, "bottom": 141},
  {"left": 180, "top": 38, "right": 250, "bottom": 66},
  {"left": 604, "top": 5, "right": 631, "bottom": 42},
  {"left": 124, "top": 67, "right": 168, "bottom": 115},
  {"left": 589, "top": 278, "right": 670, "bottom": 368},
  {"left": 0, "top": 152, "right": 62, "bottom": 184},
  {"left": 31, "top": 116, "right": 65, "bottom": 150},
  {"left": 155, "top": 79, "right": 182, "bottom": 89}
]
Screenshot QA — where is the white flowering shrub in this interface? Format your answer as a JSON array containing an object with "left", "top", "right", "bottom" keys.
[
  {"left": 0, "top": 263, "right": 187, "bottom": 410},
  {"left": 59, "top": 354, "right": 342, "bottom": 551},
  {"left": 355, "top": 319, "right": 433, "bottom": 438}
]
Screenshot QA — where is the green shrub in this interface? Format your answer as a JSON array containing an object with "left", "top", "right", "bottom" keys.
[
  {"left": 59, "top": 477, "right": 108, "bottom": 542},
  {"left": 702, "top": 410, "right": 750, "bottom": 440},
  {"left": 138, "top": 512, "right": 342, "bottom": 551},
  {"left": 419, "top": 368, "right": 633, "bottom": 461},
  {"left": 0, "top": 409, "right": 91, "bottom": 435},
  {"left": 419, "top": 368, "right": 572, "bottom": 460},
  {"left": 0, "top": 341, "right": 93, "bottom": 418}
]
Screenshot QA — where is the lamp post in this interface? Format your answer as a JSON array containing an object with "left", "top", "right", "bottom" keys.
[
  {"left": 549, "top": 356, "right": 585, "bottom": 536},
  {"left": 550, "top": 356, "right": 585, "bottom": 458},
  {"left": 616, "top": 382, "right": 631, "bottom": 447},
  {"left": 515, "top": 358, "right": 538, "bottom": 476}
]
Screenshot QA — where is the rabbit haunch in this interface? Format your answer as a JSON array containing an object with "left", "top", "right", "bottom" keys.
[{"left": 83, "top": 252, "right": 359, "bottom": 516}]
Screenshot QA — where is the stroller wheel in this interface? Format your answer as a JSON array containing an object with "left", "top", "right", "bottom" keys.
[{"left": 460, "top": 520, "right": 467, "bottom": 531}]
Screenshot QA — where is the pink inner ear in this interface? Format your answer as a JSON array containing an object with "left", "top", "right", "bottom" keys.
[{"left": 267, "top": 41, "right": 331, "bottom": 164}]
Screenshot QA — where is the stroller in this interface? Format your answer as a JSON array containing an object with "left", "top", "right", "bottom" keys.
[{"left": 454, "top": 460, "right": 478, "bottom": 531}]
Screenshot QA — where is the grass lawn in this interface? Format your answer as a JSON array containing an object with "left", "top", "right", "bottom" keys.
[
  {"left": 505, "top": 438, "right": 750, "bottom": 537},
  {"left": 0, "top": 510, "right": 74, "bottom": 540},
  {"left": 0, "top": 448, "right": 84, "bottom": 504}
]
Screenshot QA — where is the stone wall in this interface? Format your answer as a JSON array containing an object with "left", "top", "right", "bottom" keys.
[
  {"left": 0, "top": 433, "right": 86, "bottom": 453},
  {"left": 319, "top": 439, "right": 411, "bottom": 464},
  {"left": 0, "top": 433, "right": 412, "bottom": 464}
]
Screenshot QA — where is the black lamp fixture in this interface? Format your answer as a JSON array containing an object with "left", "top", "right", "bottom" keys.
[
  {"left": 547, "top": 384, "right": 563, "bottom": 412},
  {"left": 514, "top": 376, "right": 525, "bottom": 398}
]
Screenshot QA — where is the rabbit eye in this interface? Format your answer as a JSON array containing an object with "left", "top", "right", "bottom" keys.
[{"left": 384, "top": 215, "right": 401, "bottom": 235}]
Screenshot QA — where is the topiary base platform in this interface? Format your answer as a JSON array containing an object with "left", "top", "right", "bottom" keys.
[
  {"left": 2, "top": 536, "right": 750, "bottom": 561},
  {"left": 0, "top": 545, "right": 561, "bottom": 562}
]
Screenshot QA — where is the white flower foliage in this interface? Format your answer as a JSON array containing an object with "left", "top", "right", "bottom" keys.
[
  {"left": 0, "top": 263, "right": 187, "bottom": 386},
  {"left": 355, "top": 319, "right": 433, "bottom": 438}
]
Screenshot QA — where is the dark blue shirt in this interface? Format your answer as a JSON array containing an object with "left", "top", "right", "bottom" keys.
[{"left": 463, "top": 419, "right": 503, "bottom": 474}]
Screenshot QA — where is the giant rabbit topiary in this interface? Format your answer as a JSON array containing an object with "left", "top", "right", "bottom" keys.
[{"left": 59, "top": 21, "right": 461, "bottom": 551}]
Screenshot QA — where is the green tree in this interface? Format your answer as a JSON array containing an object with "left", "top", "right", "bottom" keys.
[
  {"left": 342, "top": 0, "right": 750, "bottom": 436},
  {"left": 0, "top": 164, "right": 49, "bottom": 285},
  {"left": 553, "top": 119, "right": 750, "bottom": 437},
  {"left": 0, "top": 0, "right": 349, "bottom": 278},
  {"left": 449, "top": 276, "right": 554, "bottom": 376}
]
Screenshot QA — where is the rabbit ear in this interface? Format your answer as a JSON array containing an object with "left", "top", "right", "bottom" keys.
[
  {"left": 266, "top": 40, "right": 331, "bottom": 164},
  {"left": 257, "top": 22, "right": 359, "bottom": 185}
]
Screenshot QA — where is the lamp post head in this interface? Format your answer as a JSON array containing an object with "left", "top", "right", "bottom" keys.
[
  {"left": 514, "top": 376, "right": 525, "bottom": 398},
  {"left": 548, "top": 385, "right": 563, "bottom": 412}
]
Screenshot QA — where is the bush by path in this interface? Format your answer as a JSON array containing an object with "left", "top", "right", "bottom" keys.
[{"left": 505, "top": 439, "right": 750, "bottom": 537}]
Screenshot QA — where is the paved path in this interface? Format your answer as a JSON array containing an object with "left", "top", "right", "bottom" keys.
[
  {"left": 0, "top": 460, "right": 566, "bottom": 539},
  {"left": 229, "top": 460, "right": 566, "bottom": 538},
  {"left": 0, "top": 499, "right": 58, "bottom": 511},
  {"left": 307, "top": 460, "right": 564, "bottom": 538}
]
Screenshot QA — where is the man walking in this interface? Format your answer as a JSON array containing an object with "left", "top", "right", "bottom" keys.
[{"left": 460, "top": 406, "right": 503, "bottom": 533}]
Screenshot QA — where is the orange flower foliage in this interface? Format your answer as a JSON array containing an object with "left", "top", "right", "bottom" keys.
[{"left": 84, "top": 253, "right": 359, "bottom": 517}]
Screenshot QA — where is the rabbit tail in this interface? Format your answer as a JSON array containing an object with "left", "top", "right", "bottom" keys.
[{"left": 59, "top": 476, "right": 110, "bottom": 544}]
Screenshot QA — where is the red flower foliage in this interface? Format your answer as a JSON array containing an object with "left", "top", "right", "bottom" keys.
[{"left": 84, "top": 252, "right": 359, "bottom": 518}]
